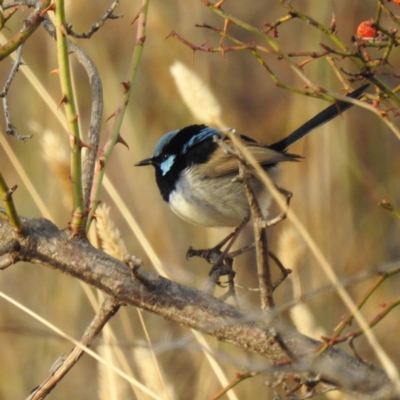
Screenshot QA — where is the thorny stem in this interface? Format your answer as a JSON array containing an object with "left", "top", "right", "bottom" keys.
[
  {"left": 40, "top": 15, "right": 105, "bottom": 225},
  {"left": 204, "top": 2, "right": 335, "bottom": 91},
  {"left": 319, "top": 264, "right": 400, "bottom": 354},
  {"left": 86, "top": 0, "right": 150, "bottom": 231},
  {"left": 332, "top": 296, "right": 400, "bottom": 345},
  {"left": 379, "top": 0, "right": 400, "bottom": 30},
  {"left": 54, "top": 0, "right": 84, "bottom": 234},
  {"left": 276, "top": 0, "right": 400, "bottom": 107},
  {"left": 0, "top": 4, "right": 20, "bottom": 30},
  {"left": 190, "top": 2, "right": 400, "bottom": 138},
  {"left": 0, "top": 0, "right": 51, "bottom": 61},
  {"left": 66, "top": 1, "right": 121, "bottom": 38}
]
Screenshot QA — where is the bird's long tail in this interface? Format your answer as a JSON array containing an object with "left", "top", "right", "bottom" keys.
[{"left": 269, "top": 84, "right": 369, "bottom": 152}]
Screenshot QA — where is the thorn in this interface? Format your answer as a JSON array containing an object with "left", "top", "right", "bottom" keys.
[
  {"left": 6, "top": 185, "right": 18, "bottom": 199},
  {"left": 49, "top": 69, "right": 59, "bottom": 75},
  {"left": 314, "top": 85, "right": 325, "bottom": 94},
  {"left": 220, "top": 46, "right": 226, "bottom": 58},
  {"left": 70, "top": 114, "right": 79, "bottom": 123},
  {"left": 79, "top": 139, "right": 92, "bottom": 150},
  {"left": 98, "top": 158, "right": 105, "bottom": 171},
  {"left": 214, "top": 0, "right": 226, "bottom": 9},
  {"left": 40, "top": 2, "right": 56, "bottom": 17},
  {"left": 330, "top": 12, "right": 336, "bottom": 33},
  {"left": 297, "top": 58, "right": 314, "bottom": 69},
  {"left": 59, "top": 23, "right": 68, "bottom": 36},
  {"left": 131, "top": 12, "right": 139, "bottom": 25},
  {"left": 320, "top": 336, "right": 330, "bottom": 343},
  {"left": 121, "top": 81, "right": 130, "bottom": 93},
  {"left": 57, "top": 93, "right": 67, "bottom": 109},
  {"left": 22, "top": 19, "right": 32, "bottom": 29},
  {"left": 106, "top": 111, "right": 116, "bottom": 122},
  {"left": 116, "top": 134, "right": 129, "bottom": 149},
  {"left": 223, "top": 18, "right": 231, "bottom": 34},
  {"left": 380, "top": 110, "right": 389, "bottom": 121}
]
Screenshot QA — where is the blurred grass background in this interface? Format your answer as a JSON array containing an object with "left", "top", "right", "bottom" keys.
[{"left": 0, "top": 0, "right": 400, "bottom": 399}]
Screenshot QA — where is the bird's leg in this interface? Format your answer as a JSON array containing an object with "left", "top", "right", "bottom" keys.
[
  {"left": 204, "top": 255, "right": 239, "bottom": 306},
  {"left": 217, "top": 257, "right": 240, "bottom": 307},
  {"left": 187, "top": 217, "right": 249, "bottom": 296},
  {"left": 186, "top": 217, "right": 249, "bottom": 267}
]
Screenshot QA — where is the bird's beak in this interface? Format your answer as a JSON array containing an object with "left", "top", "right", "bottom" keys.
[{"left": 135, "top": 157, "right": 154, "bottom": 167}]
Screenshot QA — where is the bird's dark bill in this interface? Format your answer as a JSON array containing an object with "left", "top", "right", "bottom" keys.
[{"left": 135, "top": 158, "right": 154, "bottom": 166}]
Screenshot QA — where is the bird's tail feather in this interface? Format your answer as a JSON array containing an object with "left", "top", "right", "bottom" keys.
[{"left": 269, "top": 84, "right": 369, "bottom": 152}]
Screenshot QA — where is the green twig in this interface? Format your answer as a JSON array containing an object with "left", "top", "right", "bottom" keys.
[
  {"left": 379, "top": 0, "right": 400, "bottom": 29},
  {"left": 209, "top": 371, "right": 258, "bottom": 400},
  {"left": 332, "top": 296, "right": 400, "bottom": 344},
  {"left": 54, "top": 0, "right": 84, "bottom": 234},
  {"left": 86, "top": 0, "right": 150, "bottom": 232},
  {"left": 0, "top": 4, "right": 20, "bottom": 31},
  {"left": 319, "top": 264, "right": 400, "bottom": 354},
  {"left": 375, "top": 0, "right": 383, "bottom": 26},
  {"left": 0, "top": 172, "right": 22, "bottom": 233},
  {"left": 0, "top": 0, "right": 51, "bottom": 61},
  {"left": 200, "top": 1, "right": 400, "bottom": 134}
]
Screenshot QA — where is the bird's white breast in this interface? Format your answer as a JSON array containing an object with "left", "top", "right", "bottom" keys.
[{"left": 168, "top": 167, "right": 277, "bottom": 227}]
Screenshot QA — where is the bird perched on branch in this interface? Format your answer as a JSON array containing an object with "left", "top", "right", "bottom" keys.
[{"left": 135, "top": 85, "right": 368, "bottom": 231}]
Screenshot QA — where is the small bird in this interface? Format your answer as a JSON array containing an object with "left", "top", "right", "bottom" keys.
[{"left": 135, "top": 86, "right": 368, "bottom": 229}]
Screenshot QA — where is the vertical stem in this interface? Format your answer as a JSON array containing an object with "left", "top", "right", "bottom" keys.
[
  {"left": 54, "top": 0, "right": 84, "bottom": 234},
  {"left": 230, "top": 132, "right": 274, "bottom": 310},
  {"left": 0, "top": 172, "right": 23, "bottom": 233}
]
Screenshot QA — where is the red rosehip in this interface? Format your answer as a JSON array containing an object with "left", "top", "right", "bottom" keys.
[{"left": 357, "top": 20, "right": 376, "bottom": 38}]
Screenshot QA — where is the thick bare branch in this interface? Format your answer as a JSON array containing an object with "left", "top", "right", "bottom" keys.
[{"left": 0, "top": 213, "right": 396, "bottom": 399}]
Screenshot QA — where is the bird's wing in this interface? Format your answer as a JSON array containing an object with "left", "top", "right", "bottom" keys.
[{"left": 200, "top": 141, "right": 298, "bottom": 178}]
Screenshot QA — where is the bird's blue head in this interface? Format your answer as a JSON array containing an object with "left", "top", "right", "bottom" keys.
[{"left": 135, "top": 124, "right": 221, "bottom": 200}]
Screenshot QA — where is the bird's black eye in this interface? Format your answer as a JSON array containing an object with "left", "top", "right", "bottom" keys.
[{"left": 160, "top": 153, "right": 169, "bottom": 161}]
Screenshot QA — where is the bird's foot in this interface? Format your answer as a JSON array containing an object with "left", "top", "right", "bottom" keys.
[
  {"left": 186, "top": 218, "right": 250, "bottom": 299},
  {"left": 203, "top": 258, "right": 239, "bottom": 306}
]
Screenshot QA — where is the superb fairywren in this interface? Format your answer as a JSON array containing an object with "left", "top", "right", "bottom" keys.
[{"left": 136, "top": 86, "right": 367, "bottom": 228}]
